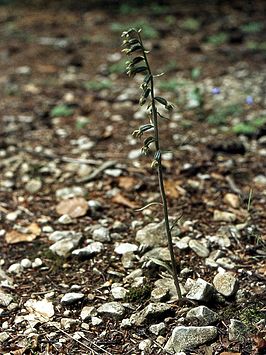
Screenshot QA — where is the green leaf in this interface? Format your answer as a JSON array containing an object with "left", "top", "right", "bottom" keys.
[
  {"left": 149, "top": 257, "right": 173, "bottom": 275},
  {"left": 126, "top": 44, "right": 142, "bottom": 54},
  {"left": 143, "top": 136, "right": 155, "bottom": 147},
  {"left": 50, "top": 105, "right": 74, "bottom": 118},
  {"left": 155, "top": 96, "right": 168, "bottom": 106},
  {"left": 132, "top": 56, "right": 144, "bottom": 65},
  {"left": 129, "top": 66, "right": 147, "bottom": 76}
]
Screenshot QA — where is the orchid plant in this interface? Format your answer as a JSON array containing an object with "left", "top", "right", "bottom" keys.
[{"left": 122, "top": 28, "right": 182, "bottom": 300}]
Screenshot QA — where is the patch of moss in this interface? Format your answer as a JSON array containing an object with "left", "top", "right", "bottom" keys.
[
  {"left": 41, "top": 249, "right": 66, "bottom": 271},
  {"left": 125, "top": 284, "right": 152, "bottom": 303}
]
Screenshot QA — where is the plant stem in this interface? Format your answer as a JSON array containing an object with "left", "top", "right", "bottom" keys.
[{"left": 138, "top": 33, "right": 182, "bottom": 300}]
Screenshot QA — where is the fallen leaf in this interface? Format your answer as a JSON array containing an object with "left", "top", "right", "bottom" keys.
[
  {"left": 26, "top": 223, "right": 41, "bottom": 236},
  {"left": 5, "top": 230, "right": 37, "bottom": 244},
  {"left": 56, "top": 197, "right": 88, "bottom": 218},
  {"left": 118, "top": 176, "right": 137, "bottom": 190},
  {"left": 112, "top": 193, "right": 138, "bottom": 209},
  {"left": 220, "top": 353, "right": 241, "bottom": 355},
  {"left": 164, "top": 179, "right": 185, "bottom": 198}
]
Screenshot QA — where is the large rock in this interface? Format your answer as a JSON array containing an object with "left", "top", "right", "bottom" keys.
[
  {"left": 129, "top": 303, "right": 173, "bottom": 326},
  {"left": 164, "top": 326, "right": 218, "bottom": 353},
  {"left": 213, "top": 272, "right": 238, "bottom": 297},
  {"left": 186, "top": 306, "right": 219, "bottom": 325}
]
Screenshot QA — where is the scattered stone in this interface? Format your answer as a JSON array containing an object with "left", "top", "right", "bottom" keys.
[
  {"left": 25, "top": 179, "right": 42, "bottom": 194},
  {"left": 216, "top": 257, "right": 236, "bottom": 270},
  {"left": 61, "top": 318, "right": 78, "bottom": 329},
  {"left": 104, "top": 168, "right": 122, "bottom": 177},
  {"left": 49, "top": 231, "right": 83, "bottom": 257},
  {"left": 58, "top": 214, "right": 73, "bottom": 224},
  {"left": 25, "top": 298, "right": 54, "bottom": 321},
  {"left": 92, "top": 227, "right": 110, "bottom": 242},
  {"left": 136, "top": 221, "right": 168, "bottom": 248},
  {"left": 175, "top": 236, "right": 191, "bottom": 250},
  {"left": 228, "top": 319, "right": 247, "bottom": 341},
  {"left": 91, "top": 316, "right": 102, "bottom": 325},
  {"left": 155, "top": 278, "right": 186, "bottom": 298},
  {"left": 20, "top": 258, "right": 32, "bottom": 268},
  {"left": 114, "top": 242, "right": 138, "bottom": 255},
  {"left": 165, "top": 326, "right": 217, "bottom": 353},
  {"left": 32, "top": 258, "right": 43, "bottom": 268},
  {"left": 0, "top": 332, "right": 10, "bottom": 342},
  {"left": 186, "top": 306, "right": 219, "bottom": 325},
  {"left": 130, "top": 303, "right": 173, "bottom": 326},
  {"left": 61, "top": 293, "right": 85, "bottom": 305},
  {"left": 72, "top": 242, "right": 104, "bottom": 258},
  {"left": 213, "top": 272, "right": 238, "bottom": 296},
  {"left": 56, "top": 186, "right": 87, "bottom": 200},
  {"left": 139, "top": 338, "right": 152, "bottom": 353},
  {"left": 121, "top": 252, "right": 135, "bottom": 269},
  {"left": 213, "top": 210, "right": 236, "bottom": 222},
  {"left": 124, "top": 268, "right": 143, "bottom": 282},
  {"left": 8, "top": 263, "right": 23, "bottom": 274},
  {"left": 149, "top": 322, "right": 166, "bottom": 335},
  {"left": 140, "top": 247, "right": 171, "bottom": 262},
  {"left": 80, "top": 306, "right": 97, "bottom": 321},
  {"left": 97, "top": 302, "right": 125, "bottom": 319},
  {"left": 6, "top": 210, "right": 21, "bottom": 222},
  {"left": 128, "top": 149, "right": 142, "bottom": 160},
  {"left": 0, "top": 292, "right": 13, "bottom": 307},
  {"left": 253, "top": 174, "right": 266, "bottom": 185},
  {"left": 189, "top": 240, "right": 210, "bottom": 257},
  {"left": 111, "top": 285, "right": 128, "bottom": 300},
  {"left": 223, "top": 193, "right": 240, "bottom": 208},
  {"left": 151, "top": 287, "right": 169, "bottom": 302},
  {"left": 186, "top": 278, "right": 214, "bottom": 302}
]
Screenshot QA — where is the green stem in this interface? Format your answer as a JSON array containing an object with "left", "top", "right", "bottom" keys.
[{"left": 138, "top": 32, "right": 182, "bottom": 300}]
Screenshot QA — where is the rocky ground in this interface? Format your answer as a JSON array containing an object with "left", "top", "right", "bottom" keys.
[{"left": 0, "top": 1, "right": 266, "bottom": 354}]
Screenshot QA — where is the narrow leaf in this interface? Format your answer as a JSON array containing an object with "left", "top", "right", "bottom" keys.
[
  {"left": 135, "top": 202, "right": 162, "bottom": 211},
  {"left": 149, "top": 257, "right": 173, "bottom": 275},
  {"left": 155, "top": 96, "right": 168, "bottom": 106}
]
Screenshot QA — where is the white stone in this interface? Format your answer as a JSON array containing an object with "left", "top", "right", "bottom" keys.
[
  {"left": 213, "top": 272, "right": 238, "bottom": 296},
  {"left": 129, "top": 303, "right": 172, "bottom": 326},
  {"left": 114, "top": 243, "right": 138, "bottom": 255},
  {"left": 32, "top": 258, "right": 43, "bottom": 268},
  {"left": 189, "top": 240, "right": 209, "bottom": 257},
  {"left": 165, "top": 326, "right": 218, "bottom": 353},
  {"left": 0, "top": 292, "right": 13, "bottom": 307},
  {"left": 91, "top": 316, "right": 102, "bottom": 325},
  {"left": 111, "top": 286, "right": 128, "bottom": 300},
  {"left": 6, "top": 210, "right": 21, "bottom": 221},
  {"left": 216, "top": 257, "right": 235, "bottom": 270},
  {"left": 186, "top": 306, "right": 219, "bottom": 325},
  {"left": 186, "top": 278, "right": 214, "bottom": 302},
  {"left": 149, "top": 322, "right": 166, "bottom": 335},
  {"left": 25, "top": 179, "right": 42, "bottom": 194},
  {"left": 228, "top": 319, "right": 246, "bottom": 341},
  {"left": 21, "top": 258, "right": 32, "bottom": 268},
  {"left": 97, "top": 302, "right": 125, "bottom": 319},
  {"left": 61, "top": 293, "right": 85, "bottom": 305},
  {"left": 8, "top": 263, "right": 23, "bottom": 274},
  {"left": 213, "top": 210, "right": 236, "bottom": 222},
  {"left": 80, "top": 306, "right": 97, "bottom": 321},
  {"left": 92, "top": 227, "right": 110, "bottom": 242},
  {"left": 72, "top": 242, "right": 104, "bottom": 257},
  {"left": 58, "top": 214, "right": 73, "bottom": 224}
]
